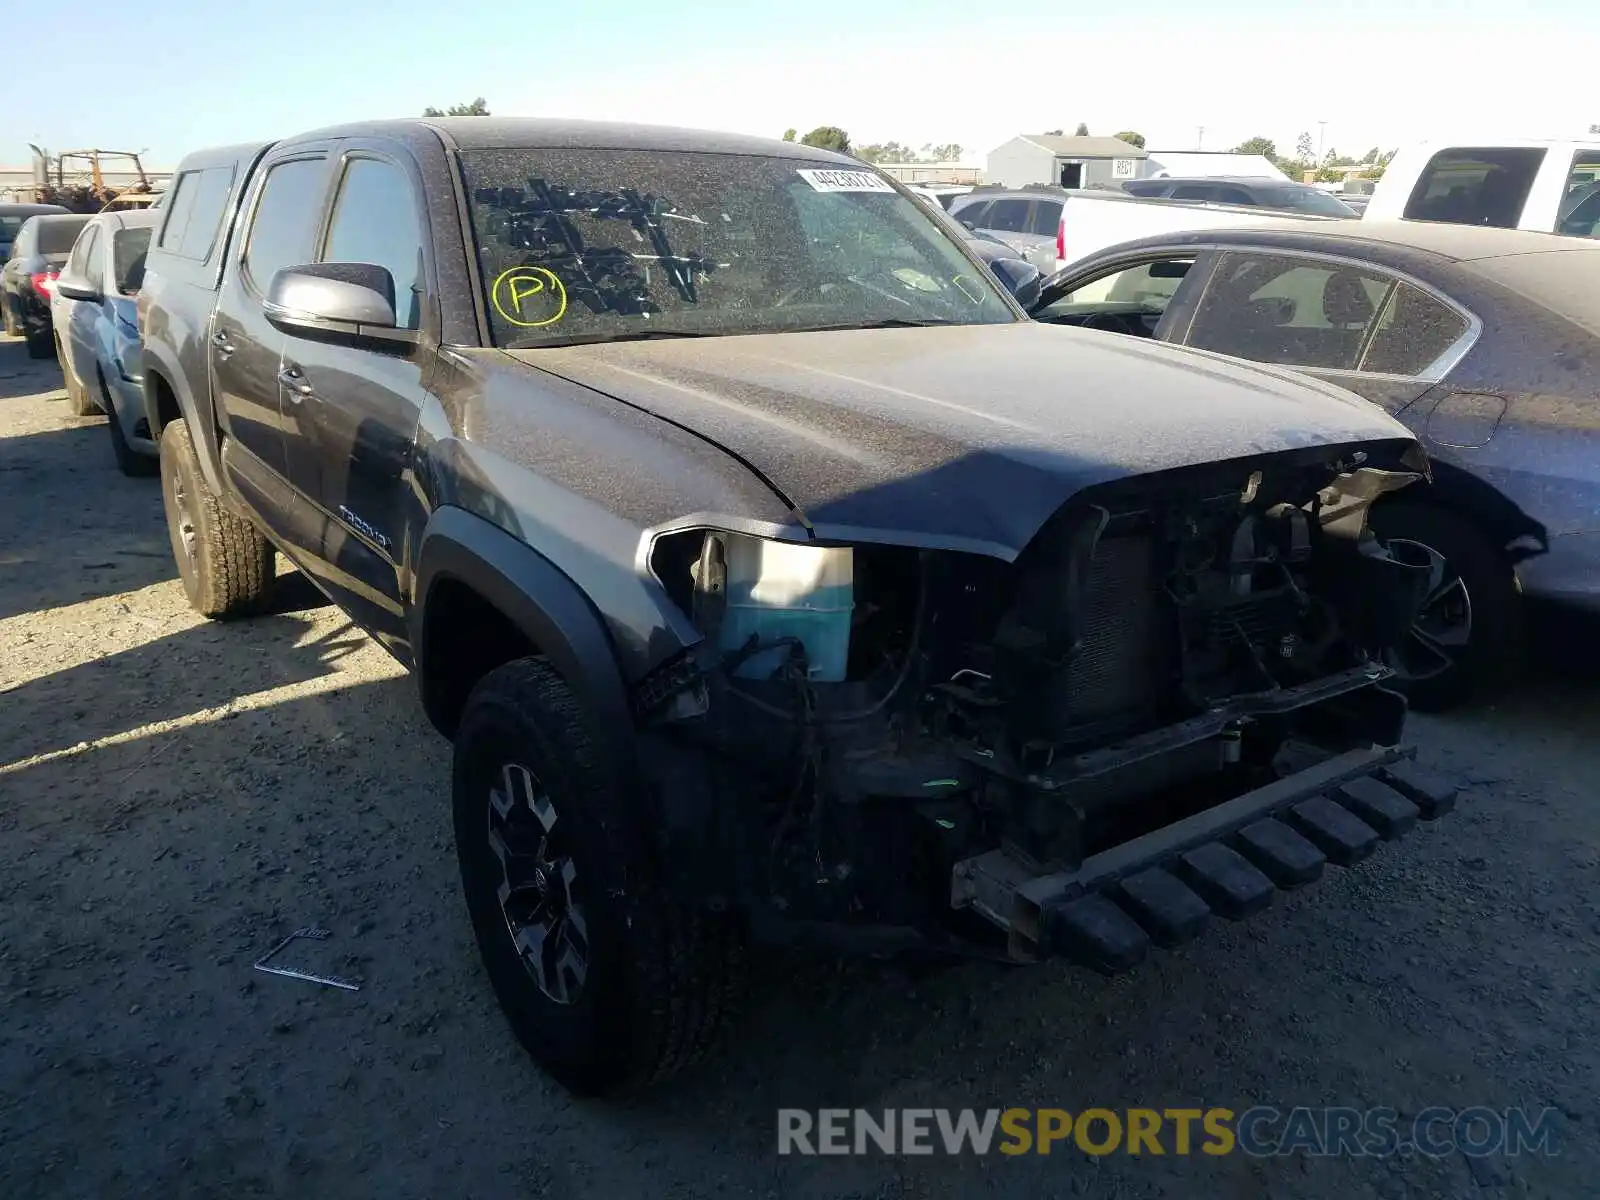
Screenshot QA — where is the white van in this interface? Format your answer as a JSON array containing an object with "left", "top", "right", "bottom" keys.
[{"left": 1363, "top": 138, "right": 1600, "bottom": 237}]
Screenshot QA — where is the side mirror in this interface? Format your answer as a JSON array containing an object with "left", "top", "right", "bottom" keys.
[
  {"left": 263, "top": 263, "right": 414, "bottom": 349},
  {"left": 987, "top": 257, "right": 1043, "bottom": 310},
  {"left": 55, "top": 275, "right": 100, "bottom": 302}
]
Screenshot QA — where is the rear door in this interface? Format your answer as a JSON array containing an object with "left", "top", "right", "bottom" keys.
[
  {"left": 212, "top": 145, "right": 337, "bottom": 552},
  {"left": 1176, "top": 248, "right": 1474, "bottom": 414},
  {"left": 276, "top": 143, "right": 434, "bottom": 652}
]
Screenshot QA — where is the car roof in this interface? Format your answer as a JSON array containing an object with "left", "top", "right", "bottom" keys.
[
  {"left": 1091, "top": 218, "right": 1596, "bottom": 264},
  {"left": 31, "top": 213, "right": 93, "bottom": 230},
  {"left": 272, "top": 116, "right": 859, "bottom": 164},
  {"left": 1137, "top": 177, "right": 1306, "bottom": 187},
  {"left": 93, "top": 209, "right": 162, "bottom": 232},
  {"left": 0, "top": 203, "right": 71, "bottom": 217}
]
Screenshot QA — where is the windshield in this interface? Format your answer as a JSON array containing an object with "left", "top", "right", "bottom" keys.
[
  {"left": 112, "top": 226, "right": 153, "bottom": 293},
  {"left": 1256, "top": 186, "right": 1356, "bottom": 216},
  {"left": 459, "top": 149, "right": 1015, "bottom": 348}
]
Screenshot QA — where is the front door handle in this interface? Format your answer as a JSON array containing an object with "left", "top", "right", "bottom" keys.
[
  {"left": 211, "top": 329, "right": 236, "bottom": 358},
  {"left": 277, "top": 364, "right": 314, "bottom": 403}
]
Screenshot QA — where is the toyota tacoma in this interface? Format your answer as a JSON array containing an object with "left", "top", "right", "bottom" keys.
[{"left": 137, "top": 118, "right": 1458, "bottom": 1096}]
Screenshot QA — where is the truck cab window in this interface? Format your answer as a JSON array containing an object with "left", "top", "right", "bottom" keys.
[
  {"left": 321, "top": 158, "right": 426, "bottom": 330},
  {"left": 242, "top": 158, "right": 327, "bottom": 295},
  {"left": 1403, "top": 147, "right": 1544, "bottom": 228},
  {"left": 1556, "top": 153, "right": 1600, "bottom": 237}
]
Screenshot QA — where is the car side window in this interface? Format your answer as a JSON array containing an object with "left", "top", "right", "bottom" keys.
[
  {"left": 983, "top": 198, "right": 1032, "bottom": 232},
  {"left": 1402, "top": 147, "right": 1544, "bottom": 227},
  {"left": 1556, "top": 152, "right": 1600, "bottom": 237},
  {"left": 1041, "top": 257, "right": 1195, "bottom": 314},
  {"left": 1169, "top": 184, "right": 1214, "bottom": 202},
  {"left": 65, "top": 224, "right": 100, "bottom": 285},
  {"left": 157, "top": 172, "right": 198, "bottom": 251},
  {"left": 241, "top": 157, "right": 328, "bottom": 295},
  {"left": 951, "top": 199, "right": 989, "bottom": 226},
  {"left": 1185, "top": 251, "right": 1397, "bottom": 371},
  {"left": 320, "top": 157, "right": 426, "bottom": 330},
  {"left": 1026, "top": 200, "right": 1062, "bottom": 236},
  {"left": 1216, "top": 187, "right": 1254, "bottom": 205},
  {"left": 1359, "top": 283, "right": 1470, "bottom": 375}
]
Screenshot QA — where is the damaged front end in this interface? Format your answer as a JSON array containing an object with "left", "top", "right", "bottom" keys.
[{"left": 633, "top": 446, "right": 1458, "bottom": 970}]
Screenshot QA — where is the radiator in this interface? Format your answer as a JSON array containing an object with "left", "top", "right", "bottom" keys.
[{"left": 1064, "top": 534, "right": 1164, "bottom": 723}]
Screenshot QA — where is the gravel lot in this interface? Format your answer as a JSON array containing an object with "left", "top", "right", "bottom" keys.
[{"left": 2, "top": 332, "right": 1597, "bottom": 1199}]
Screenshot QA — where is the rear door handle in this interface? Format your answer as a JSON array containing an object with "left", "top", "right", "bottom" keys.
[
  {"left": 211, "top": 329, "right": 235, "bottom": 357},
  {"left": 277, "top": 364, "right": 314, "bottom": 402}
]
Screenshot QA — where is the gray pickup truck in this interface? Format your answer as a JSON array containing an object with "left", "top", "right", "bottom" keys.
[{"left": 138, "top": 118, "right": 1458, "bottom": 1097}]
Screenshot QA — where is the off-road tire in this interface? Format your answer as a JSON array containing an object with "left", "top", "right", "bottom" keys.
[
  {"left": 60, "top": 343, "right": 99, "bottom": 416},
  {"left": 158, "top": 418, "right": 273, "bottom": 618},
  {"left": 26, "top": 325, "right": 55, "bottom": 360},
  {"left": 453, "top": 657, "right": 746, "bottom": 1096},
  {"left": 101, "top": 370, "right": 156, "bottom": 476},
  {"left": 1368, "top": 497, "right": 1523, "bottom": 712},
  {"left": 1, "top": 297, "right": 18, "bottom": 337}
]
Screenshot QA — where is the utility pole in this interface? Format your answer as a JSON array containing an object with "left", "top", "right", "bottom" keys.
[
  {"left": 1197, "top": 126, "right": 1205, "bottom": 150},
  {"left": 1317, "top": 121, "right": 1328, "bottom": 162}
]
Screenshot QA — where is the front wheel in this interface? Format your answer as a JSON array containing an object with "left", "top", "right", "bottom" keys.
[
  {"left": 453, "top": 657, "right": 746, "bottom": 1096},
  {"left": 158, "top": 418, "right": 274, "bottom": 617},
  {"left": 1367, "top": 498, "right": 1524, "bottom": 711},
  {"left": 25, "top": 325, "right": 54, "bottom": 360}
]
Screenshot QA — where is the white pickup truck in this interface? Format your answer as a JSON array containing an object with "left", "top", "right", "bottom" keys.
[
  {"left": 950, "top": 187, "right": 1340, "bottom": 275},
  {"left": 1362, "top": 138, "right": 1600, "bottom": 237}
]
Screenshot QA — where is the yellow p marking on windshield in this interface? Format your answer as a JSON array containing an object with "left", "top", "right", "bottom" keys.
[{"left": 491, "top": 266, "right": 568, "bottom": 328}]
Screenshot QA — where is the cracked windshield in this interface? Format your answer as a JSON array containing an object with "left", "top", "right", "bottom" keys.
[{"left": 461, "top": 149, "right": 1012, "bottom": 346}]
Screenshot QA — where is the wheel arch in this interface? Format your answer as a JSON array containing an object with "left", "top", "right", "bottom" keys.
[
  {"left": 412, "top": 506, "right": 638, "bottom": 773},
  {"left": 141, "top": 352, "right": 223, "bottom": 494},
  {"left": 1376, "top": 458, "right": 1547, "bottom": 562}
]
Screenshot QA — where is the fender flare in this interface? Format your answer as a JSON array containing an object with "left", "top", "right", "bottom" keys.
[
  {"left": 141, "top": 347, "right": 225, "bottom": 495},
  {"left": 411, "top": 506, "right": 638, "bottom": 776}
]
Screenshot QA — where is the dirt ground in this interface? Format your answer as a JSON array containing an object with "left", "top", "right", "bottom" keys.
[{"left": 2, "top": 332, "right": 1597, "bottom": 1200}]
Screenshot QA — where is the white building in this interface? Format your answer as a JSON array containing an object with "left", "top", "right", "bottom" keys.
[{"left": 984, "top": 135, "right": 1147, "bottom": 189}]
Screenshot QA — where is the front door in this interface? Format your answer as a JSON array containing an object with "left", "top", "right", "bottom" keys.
[
  {"left": 211, "top": 149, "right": 336, "bottom": 552},
  {"left": 277, "top": 148, "right": 434, "bottom": 654}
]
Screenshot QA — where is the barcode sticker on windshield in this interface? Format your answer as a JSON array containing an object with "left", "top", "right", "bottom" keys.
[{"left": 797, "top": 169, "right": 895, "bottom": 193}]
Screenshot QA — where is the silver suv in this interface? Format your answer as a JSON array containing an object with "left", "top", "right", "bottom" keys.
[{"left": 947, "top": 187, "right": 1066, "bottom": 272}]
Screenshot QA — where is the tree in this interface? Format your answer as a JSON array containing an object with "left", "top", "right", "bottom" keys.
[
  {"left": 1043, "top": 129, "right": 1064, "bottom": 137},
  {"left": 1232, "top": 136, "right": 1278, "bottom": 158},
  {"left": 422, "top": 97, "right": 490, "bottom": 117},
  {"left": 799, "top": 126, "right": 851, "bottom": 153},
  {"left": 782, "top": 128, "right": 797, "bottom": 142},
  {"left": 1074, "top": 122, "right": 1091, "bottom": 137},
  {"left": 1113, "top": 131, "right": 1146, "bottom": 149},
  {"left": 1295, "top": 132, "right": 1316, "bottom": 163}
]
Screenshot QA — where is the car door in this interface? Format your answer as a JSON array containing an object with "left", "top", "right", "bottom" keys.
[
  {"left": 276, "top": 146, "right": 434, "bottom": 652},
  {"left": 212, "top": 147, "right": 337, "bottom": 553},
  {"left": 1176, "top": 249, "right": 1466, "bottom": 415}
]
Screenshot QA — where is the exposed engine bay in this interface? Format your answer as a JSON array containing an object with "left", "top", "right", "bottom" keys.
[{"left": 639, "top": 449, "right": 1435, "bottom": 961}]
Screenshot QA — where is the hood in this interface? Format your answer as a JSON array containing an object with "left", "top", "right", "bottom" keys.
[{"left": 509, "top": 322, "right": 1417, "bottom": 559}]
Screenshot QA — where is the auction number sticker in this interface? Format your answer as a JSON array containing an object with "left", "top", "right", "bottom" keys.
[{"left": 797, "top": 168, "right": 895, "bottom": 193}]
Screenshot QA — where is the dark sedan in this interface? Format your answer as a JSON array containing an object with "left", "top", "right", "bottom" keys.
[
  {"left": 1, "top": 212, "right": 93, "bottom": 357},
  {"left": 1031, "top": 220, "right": 1600, "bottom": 709}
]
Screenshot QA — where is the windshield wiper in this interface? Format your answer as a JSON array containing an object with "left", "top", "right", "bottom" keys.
[
  {"left": 518, "top": 329, "right": 718, "bottom": 349},
  {"left": 785, "top": 317, "right": 963, "bottom": 333}
]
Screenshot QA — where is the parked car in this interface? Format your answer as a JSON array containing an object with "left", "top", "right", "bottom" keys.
[
  {"left": 1, "top": 212, "right": 92, "bottom": 356},
  {"left": 1364, "top": 137, "right": 1600, "bottom": 236},
  {"left": 1031, "top": 219, "right": 1600, "bottom": 708},
  {"left": 139, "top": 118, "right": 1454, "bottom": 1097},
  {"left": 1122, "top": 176, "right": 1357, "bottom": 216},
  {"left": 0, "top": 201, "right": 69, "bottom": 262},
  {"left": 49, "top": 209, "right": 161, "bottom": 473},
  {"left": 950, "top": 185, "right": 1336, "bottom": 273}
]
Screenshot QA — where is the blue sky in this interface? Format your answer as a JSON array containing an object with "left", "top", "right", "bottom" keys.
[{"left": 5, "top": 0, "right": 1595, "bottom": 169}]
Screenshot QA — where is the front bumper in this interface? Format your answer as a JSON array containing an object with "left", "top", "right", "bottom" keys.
[{"left": 953, "top": 747, "right": 1458, "bottom": 971}]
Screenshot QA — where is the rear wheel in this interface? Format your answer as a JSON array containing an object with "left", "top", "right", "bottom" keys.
[
  {"left": 25, "top": 324, "right": 55, "bottom": 360},
  {"left": 453, "top": 657, "right": 746, "bottom": 1096},
  {"left": 1367, "top": 498, "right": 1523, "bottom": 711},
  {"left": 1, "top": 297, "right": 18, "bottom": 337},
  {"left": 158, "top": 418, "right": 274, "bottom": 617},
  {"left": 60, "top": 343, "right": 99, "bottom": 416}
]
